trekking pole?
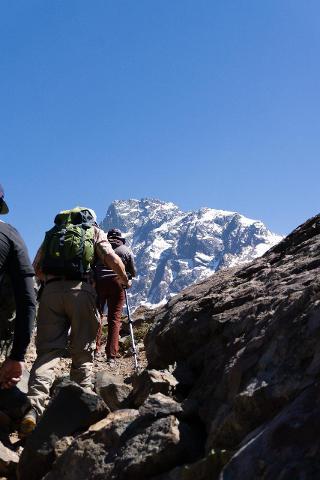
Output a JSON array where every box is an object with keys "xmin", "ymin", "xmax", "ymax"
[
  {"xmin": 124, "ymin": 289, "xmax": 139, "ymax": 372},
  {"xmin": 95, "ymin": 312, "xmax": 103, "ymax": 354},
  {"xmin": 95, "ymin": 299, "xmax": 104, "ymax": 355}
]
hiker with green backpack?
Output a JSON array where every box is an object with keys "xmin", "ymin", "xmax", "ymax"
[{"xmin": 20, "ymin": 207, "xmax": 129, "ymax": 435}]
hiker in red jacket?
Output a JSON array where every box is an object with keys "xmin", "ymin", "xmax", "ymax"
[{"xmin": 95, "ymin": 228, "xmax": 136, "ymax": 365}]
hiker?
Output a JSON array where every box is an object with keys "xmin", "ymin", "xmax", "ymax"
[
  {"xmin": 95, "ymin": 228, "xmax": 136, "ymax": 365},
  {"xmin": 0, "ymin": 184, "xmax": 36, "ymax": 389},
  {"xmin": 21, "ymin": 208, "xmax": 129, "ymax": 434}
]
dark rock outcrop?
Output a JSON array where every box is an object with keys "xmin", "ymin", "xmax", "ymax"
[
  {"xmin": 101, "ymin": 382, "xmax": 133, "ymax": 411},
  {"xmin": 0, "ymin": 369, "xmax": 30, "ymax": 421},
  {"xmin": 139, "ymin": 393, "xmax": 183, "ymax": 419},
  {"xmin": 18, "ymin": 381, "xmax": 108, "ymax": 480},
  {"xmin": 94, "ymin": 371, "xmax": 132, "ymax": 411},
  {"xmin": 220, "ymin": 383, "xmax": 320, "ymax": 479},
  {"xmin": 144, "ymin": 214, "xmax": 320, "ymax": 477},
  {"xmin": 18, "ymin": 214, "xmax": 320, "ymax": 480},
  {"xmin": 152, "ymin": 449, "xmax": 231, "ymax": 480},
  {"xmin": 131, "ymin": 369, "xmax": 178, "ymax": 407},
  {"xmin": 0, "ymin": 441, "xmax": 19, "ymax": 477},
  {"xmin": 43, "ymin": 402, "xmax": 201, "ymax": 480}
]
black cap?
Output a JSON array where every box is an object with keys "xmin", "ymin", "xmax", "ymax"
[
  {"xmin": 0, "ymin": 184, "xmax": 9, "ymax": 214},
  {"xmin": 107, "ymin": 228, "xmax": 125, "ymax": 243}
]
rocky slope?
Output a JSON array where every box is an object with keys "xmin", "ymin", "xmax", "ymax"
[
  {"xmin": 1, "ymin": 212, "xmax": 318, "ymax": 480},
  {"xmin": 101, "ymin": 198, "xmax": 282, "ymax": 309},
  {"xmin": 144, "ymin": 212, "xmax": 320, "ymax": 478}
]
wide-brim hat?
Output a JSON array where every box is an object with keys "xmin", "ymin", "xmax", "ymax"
[{"xmin": 0, "ymin": 184, "xmax": 9, "ymax": 214}]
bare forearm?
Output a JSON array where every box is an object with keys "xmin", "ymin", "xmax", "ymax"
[{"xmin": 95, "ymin": 230, "xmax": 129, "ymax": 286}]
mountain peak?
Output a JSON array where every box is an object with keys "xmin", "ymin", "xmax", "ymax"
[{"xmin": 101, "ymin": 198, "xmax": 282, "ymax": 309}]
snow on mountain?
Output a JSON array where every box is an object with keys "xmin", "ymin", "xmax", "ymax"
[{"xmin": 100, "ymin": 198, "xmax": 282, "ymax": 309}]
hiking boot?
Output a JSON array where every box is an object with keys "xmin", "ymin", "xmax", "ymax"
[
  {"xmin": 106, "ymin": 358, "xmax": 117, "ymax": 367},
  {"xmin": 20, "ymin": 408, "xmax": 38, "ymax": 437},
  {"xmin": 95, "ymin": 351, "xmax": 106, "ymax": 360}
]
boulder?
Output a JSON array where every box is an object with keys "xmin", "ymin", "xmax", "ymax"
[
  {"xmin": 139, "ymin": 392, "xmax": 183, "ymax": 419},
  {"xmin": 43, "ymin": 412, "xmax": 197, "ymax": 480},
  {"xmin": 131, "ymin": 369, "xmax": 178, "ymax": 407},
  {"xmin": 18, "ymin": 381, "xmax": 108, "ymax": 480},
  {"xmin": 43, "ymin": 409, "xmax": 140, "ymax": 480},
  {"xmin": 143, "ymin": 214, "xmax": 320, "ymax": 474},
  {"xmin": 94, "ymin": 370, "xmax": 132, "ymax": 411},
  {"xmin": 99, "ymin": 382, "xmax": 133, "ymax": 411},
  {"xmin": 0, "ymin": 369, "xmax": 30, "ymax": 420},
  {"xmin": 53, "ymin": 436, "xmax": 74, "ymax": 458},
  {"xmin": 152, "ymin": 449, "xmax": 231, "ymax": 480},
  {"xmin": 220, "ymin": 384, "xmax": 320, "ymax": 479},
  {"xmin": 88, "ymin": 409, "xmax": 140, "ymax": 432},
  {"xmin": 121, "ymin": 304, "xmax": 155, "ymax": 335},
  {"xmin": 50, "ymin": 374, "xmax": 70, "ymax": 395},
  {"xmin": 0, "ymin": 441, "xmax": 19, "ymax": 477},
  {"xmin": 18, "ymin": 214, "xmax": 320, "ymax": 479},
  {"xmin": 111, "ymin": 415, "xmax": 196, "ymax": 479},
  {"xmin": 94, "ymin": 370, "xmax": 124, "ymax": 395}
]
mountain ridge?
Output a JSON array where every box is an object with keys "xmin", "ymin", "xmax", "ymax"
[{"xmin": 101, "ymin": 198, "xmax": 282, "ymax": 309}]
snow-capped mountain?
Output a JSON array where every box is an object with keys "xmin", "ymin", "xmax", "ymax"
[{"xmin": 100, "ymin": 199, "xmax": 282, "ymax": 309}]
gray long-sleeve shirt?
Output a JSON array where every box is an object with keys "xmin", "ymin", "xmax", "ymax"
[{"xmin": 95, "ymin": 240, "xmax": 136, "ymax": 280}]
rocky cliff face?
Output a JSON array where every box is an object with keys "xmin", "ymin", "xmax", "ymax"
[
  {"xmin": 144, "ymin": 213, "xmax": 320, "ymax": 478},
  {"xmin": 12, "ymin": 213, "xmax": 320, "ymax": 480},
  {"xmin": 101, "ymin": 198, "xmax": 282, "ymax": 309}
]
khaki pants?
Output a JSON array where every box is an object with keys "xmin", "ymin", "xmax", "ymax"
[{"xmin": 27, "ymin": 280, "xmax": 99, "ymax": 417}]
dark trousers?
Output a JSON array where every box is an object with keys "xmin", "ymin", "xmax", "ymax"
[{"xmin": 96, "ymin": 276, "xmax": 125, "ymax": 358}]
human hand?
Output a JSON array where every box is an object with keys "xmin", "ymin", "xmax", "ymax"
[
  {"xmin": 120, "ymin": 274, "xmax": 130, "ymax": 289},
  {"xmin": 0, "ymin": 359, "xmax": 24, "ymax": 389}
]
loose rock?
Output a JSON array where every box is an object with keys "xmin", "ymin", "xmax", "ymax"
[
  {"xmin": 18, "ymin": 381, "xmax": 108, "ymax": 480},
  {"xmin": 0, "ymin": 441, "xmax": 19, "ymax": 477},
  {"xmin": 131, "ymin": 369, "xmax": 178, "ymax": 407}
]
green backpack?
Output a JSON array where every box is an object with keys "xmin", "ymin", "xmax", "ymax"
[{"xmin": 41, "ymin": 207, "xmax": 96, "ymax": 278}]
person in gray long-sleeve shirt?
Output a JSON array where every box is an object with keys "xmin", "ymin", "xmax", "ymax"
[{"xmin": 95, "ymin": 228, "xmax": 136, "ymax": 364}]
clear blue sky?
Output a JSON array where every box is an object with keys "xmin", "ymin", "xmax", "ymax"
[{"xmin": 1, "ymin": 0, "xmax": 319, "ymax": 257}]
